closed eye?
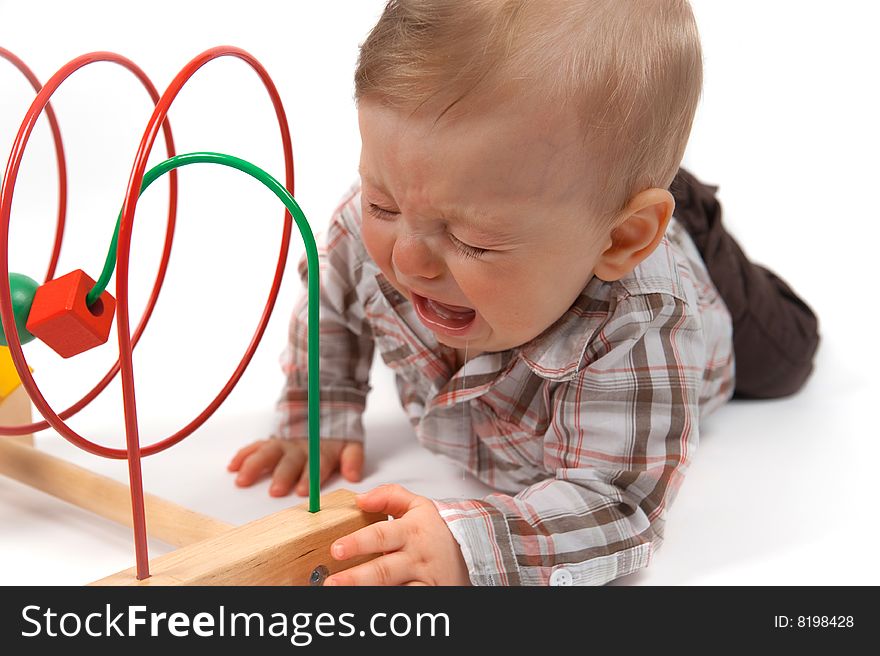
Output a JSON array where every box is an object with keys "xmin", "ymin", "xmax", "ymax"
[
  {"xmin": 367, "ymin": 203, "xmax": 398, "ymax": 219},
  {"xmin": 368, "ymin": 202, "xmax": 489, "ymax": 259},
  {"xmin": 449, "ymin": 233, "xmax": 489, "ymax": 259}
]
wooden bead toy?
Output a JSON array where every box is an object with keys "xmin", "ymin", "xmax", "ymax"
[
  {"xmin": 25, "ymin": 269, "xmax": 116, "ymax": 358},
  {"xmin": 0, "ymin": 272, "xmax": 39, "ymax": 347},
  {"xmin": 0, "ymin": 345, "xmax": 24, "ymax": 401},
  {"xmin": 0, "ymin": 46, "xmax": 367, "ymax": 586}
]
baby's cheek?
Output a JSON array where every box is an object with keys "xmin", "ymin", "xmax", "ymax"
[
  {"xmin": 508, "ymin": 268, "xmax": 576, "ymax": 335},
  {"xmin": 361, "ymin": 220, "xmax": 392, "ymax": 271},
  {"xmin": 470, "ymin": 269, "xmax": 538, "ymax": 330}
]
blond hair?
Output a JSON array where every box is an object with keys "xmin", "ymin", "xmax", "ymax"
[{"xmin": 355, "ymin": 0, "xmax": 703, "ymax": 226}]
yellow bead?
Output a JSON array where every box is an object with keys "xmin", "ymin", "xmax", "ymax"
[
  {"xmin": 0, "ymin": 346, "xmax": 22, "ymax": 401},
  {"xmin": 0, "ymin": 345, "xmax": 33, "ymax": 402}
]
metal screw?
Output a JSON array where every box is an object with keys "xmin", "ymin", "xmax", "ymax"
[{"xmin": 310, "ymin": 565, "xmax": 329, "ymax": 586}]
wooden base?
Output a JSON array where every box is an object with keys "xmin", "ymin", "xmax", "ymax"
[
  {"xmin": 0, "ymin": 435, "xmax": 384, "ymax": 585},
  {"xmin": 0, "ymin": 385, "xmax": 33, "ymax": 446},
  {"xmin": 0, "ymin": 439, "xmax": 233, "ymax": 547},
  {"xmin": 93, "ymin": 489, "xmax": 384, "ymax": 586},
  {"xmin": 2, "ymin": 385, "xmax": 384, "ymax": 585}
]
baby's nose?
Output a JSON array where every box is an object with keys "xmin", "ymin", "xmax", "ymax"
[{"xmin": 392, "ymin": 235, "xmax": 444, "ymax": 280}]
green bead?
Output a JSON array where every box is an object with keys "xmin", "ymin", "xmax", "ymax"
[{"xmin": 0, "ymin": 273, "xmax": 39, "ymax": 347}]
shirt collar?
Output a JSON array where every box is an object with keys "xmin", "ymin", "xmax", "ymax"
[
  {"xmin": 518, "ymin": 229, "xmax": 686, "ymax": 381},
  {"xmin": 515, "ymin": 275, "xmax": 614, "ymax": 381},
  {"xmin": 371, "ymin": 229, "xmax": 682, "ymax": 384}
]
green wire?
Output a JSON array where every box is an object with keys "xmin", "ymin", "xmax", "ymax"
[{"xmin": 88, "ymin": 152, "xmax": 321, "ymax": 513}]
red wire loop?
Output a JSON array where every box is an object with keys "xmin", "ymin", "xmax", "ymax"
[
  {"xmin": 1, "ymin": 47, "xmax": 296, "ymax": 579},
  {"xmin": 0, "ymin": 47, "xmax": 68, "ymax": 282},
  {"xmin": 0, "ymin": 52, "xmax": 179, "ymax": 441}
]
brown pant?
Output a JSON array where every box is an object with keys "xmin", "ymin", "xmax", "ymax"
[{"xmin": 670, "ymin": 168, "xmax": 820, "ymax": 399}]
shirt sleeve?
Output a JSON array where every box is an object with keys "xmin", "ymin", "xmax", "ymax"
[
  {"xmin": 274, "ymin": 194, "xmax": 375, "ymax": 442},
  {"xmin": 433, "ymin": 291, "xmax": 705, "ymax": 585}
]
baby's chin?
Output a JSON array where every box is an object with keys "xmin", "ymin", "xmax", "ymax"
[
  {"xmin": 435, "ymin": 330, "xmax": 482, "ymax": 350},
  {"xmin": 434, "ymin": 327, "xmax": 529, "ymax": 355}
]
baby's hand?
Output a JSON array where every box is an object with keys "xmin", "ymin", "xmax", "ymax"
[
  {"xmin": 227, "ymin": 437, "xmax": 363, "ymax": 497},
  {"xmin": 324, "ymin": 484, "xmax": 471, "ymax": 586}
]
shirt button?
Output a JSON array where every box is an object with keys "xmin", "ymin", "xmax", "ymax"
[{"xmin": 549, "ymin": 568, "xmax": 573, "ymax": 586}]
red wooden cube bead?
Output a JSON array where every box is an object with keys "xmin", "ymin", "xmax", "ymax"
[{"xmin": 25, "ymin": 270, "xmax": 116, "ymax": 358}]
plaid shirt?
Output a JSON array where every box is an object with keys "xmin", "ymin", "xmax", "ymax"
[{"xmin": 277, "ymin": 181, "xmax": 735, "ymax": 586}]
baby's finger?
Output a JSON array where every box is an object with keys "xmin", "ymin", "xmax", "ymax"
[
  {"xmin": 227, "ymin": 441, "xmax": 264, "ymax": 472},
  {"xmin": 269, "ymin": 450, "xmax": 306, "ymax": 497},
  {"xmin": 293, "ymin": 464, "xmax": 310, "ymax": 497},
  {"xmin": 324, "ymin": 551, "xmax": 411, "ymax": 587},
  {"xmin": 234, "ymin": 442, "xmax": 282, "ymax": 487},
  {"xmin": 330, "ymin": 519, "xmax": 407, "ymax": 560},
  {"xmin": 340, "ymin": 442, "xmax": 364, "ymax": 482},
  {"xmin": 294, "ymin": 445, "xmax": 341, "ymax": 496},
  {"xmin": 355, "ymin": 484, "xmax": 419, "ymax": 518}
]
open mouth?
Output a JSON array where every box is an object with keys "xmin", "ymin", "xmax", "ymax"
[{"xmin": 412, "ymin": 293, "xmax": 477, "ymax": 334}]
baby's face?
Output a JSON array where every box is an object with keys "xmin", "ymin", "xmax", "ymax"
[{"xmin": 358, "ymin": 97, "xmax": 612, "ymax": 355}]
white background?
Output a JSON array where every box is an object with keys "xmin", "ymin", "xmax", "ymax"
[{"xmin": 0, "ymin": 0, "xmax": 878, "ymax": 585}]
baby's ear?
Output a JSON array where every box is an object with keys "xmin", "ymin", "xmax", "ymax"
[{"xmin": 593, "ymin": 188, "xmax": 674, "ymax": 282}]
